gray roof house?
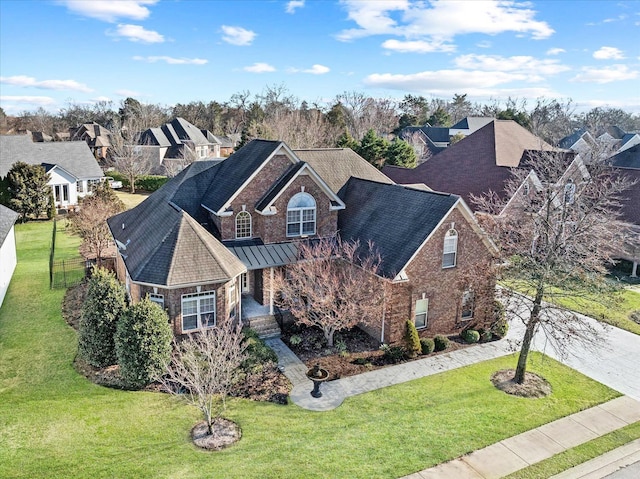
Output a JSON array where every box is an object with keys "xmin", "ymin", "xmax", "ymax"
[
  {"xmin": 0, "ymin": 204, "xmax": 20, "ymax": 307},
  {"xmin": 107, "ymin": 139, "xmax": 498, "ymax": 344},
  {"xmin": 0, "ymin": 135, "xmax": 104, "ymax": 209}
]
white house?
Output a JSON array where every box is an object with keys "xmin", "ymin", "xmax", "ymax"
[
  {"xmin": 0, "ymin": 135, "xmax": 104, "ymax": 209},
  {"xmin": 0, "ymin": 205, "xmax": 19, "ymax": 307}
]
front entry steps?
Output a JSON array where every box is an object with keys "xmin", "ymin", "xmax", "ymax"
[{"xmin": 248, "ymin": 315, "xmax": 281, "ymax": 339}]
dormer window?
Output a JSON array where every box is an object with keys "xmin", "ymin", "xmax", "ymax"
[
  {"xmin": 236, "ymin": 211, "xmax": 251, "ymax": 239},
  {"xmin": 442, "ymin": 227, "xmax": 458, "ymax": 268},
  {"xmin": 287, "ymin": 192, "xmax": 316, "ymax": 237}
]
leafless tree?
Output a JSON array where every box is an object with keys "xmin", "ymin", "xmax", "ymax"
[
  {"xmin": 274, "ymin": 237, "xmax": 384, "ymax": 347},
  {"xmin": 162, "ymin": 146, "xmax": 197, "ymax": 178},
  {"xmin": 162, "ymin": 322, "xmax": 248, "ymax": 436},
  {"xmin": 108, "ymin": 116, "xmax": 155, "ymax": 193},
  {"xmin": 402, "ymin": 131, "xmax": 432, "ymax": 166},
  {"xmin": 473, "ymin": 149, "xmax": 635, "ymax": 384},
  {"xmin": 68, "ymin": 182, "xmax": 125, "ymax": 265}
]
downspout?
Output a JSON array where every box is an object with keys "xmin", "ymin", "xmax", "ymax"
[
  {"xmin": 269, "ymin": 267, "xmax": 274, "ymax": 315},
  {"xmin": 237, "ymin": 275, "xmax": 242, "ymax": 323},
  {"xmin": 380, "ymin": 283, "xmax": 386, "ymax": 344}
]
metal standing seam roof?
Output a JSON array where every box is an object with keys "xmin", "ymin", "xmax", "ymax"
[{"xmin": 225, "ymin": 241, "xmax": 299, "ymax": 270}]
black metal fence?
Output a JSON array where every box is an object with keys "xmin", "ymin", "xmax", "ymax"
[{"xmin": 50, "ymin": 257, "xmax": 90, "ymax": 289}]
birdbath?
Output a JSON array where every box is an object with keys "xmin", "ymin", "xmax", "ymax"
[{"xmin": 306, "ymin": 363, "xmax": 329, "ymax": 398}]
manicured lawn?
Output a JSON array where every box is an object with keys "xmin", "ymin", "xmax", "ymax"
[
  {"xmin": 505, "ymin": 421, "xmax": 640, "ymax": 479},
  {"xmin": 0, "ymin": 221, "xmax": 624, "ymax": 479},
  {"xmin": 115, "ymin": 190, "xmax": 149, "ymax": 210},
  {"xmin": 503, "ymin": 279, "xmax": 640, "ymax": 336}
]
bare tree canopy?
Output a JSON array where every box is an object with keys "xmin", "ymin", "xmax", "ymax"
[
  {"xmin": 473, "ymin": 148, "xmax": 636, "ymax": 383},
  {"xmin": 274, "ymin": 237, "xmax": 384, "ymax": 347}
]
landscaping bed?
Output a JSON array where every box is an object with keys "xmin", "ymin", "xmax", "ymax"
[{"xmin": 282, "ymin": 323, "xmax": 477, "ymax": 380}]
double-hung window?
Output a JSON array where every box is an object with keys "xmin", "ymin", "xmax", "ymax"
[
  {"xmin": 181, "ymin": 291, "xmax": 216, "ymax": 332},
  {"xmin": 149, "ymin": 293, "xmax": 164, "ymax": 309},
  {"xmin": 228, "ymin": 283, "xmax": 237, "ymax": 320},
  {"xmin": 414, "ymin": 298, "xmax": 428, "ymax": 329},
  {"xmin": 442, "ymin": 229, "xmax": 458, "ymax": 268},
  {"xmin": 286, "ymin": 192, "xmax": 316, "ymax": 237}
]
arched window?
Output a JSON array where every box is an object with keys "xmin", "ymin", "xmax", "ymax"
[
  {"xmin": 287, "ymin": 192, "xmax": 316, "ymax": 237},
  {"xmin": 442, "ymin": 228, "xmax": 458, "ymax": 268},
  {"xmin": 236, "ymin": 211, "xmax": 251, "ymax": 239}
]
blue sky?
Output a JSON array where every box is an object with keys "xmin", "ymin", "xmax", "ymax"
[{"xmin": 1, "ymin": 0, "xmax": 639, "ymax": 115}]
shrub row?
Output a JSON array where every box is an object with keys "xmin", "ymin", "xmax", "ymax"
[{"xmin": 108, "ymin": 172, "xmax": 169, "ymax": 192}]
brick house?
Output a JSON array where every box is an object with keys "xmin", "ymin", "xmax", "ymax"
[{"xmin": 108, "ymin": 139, "xmax": 497, "ymax": 343}]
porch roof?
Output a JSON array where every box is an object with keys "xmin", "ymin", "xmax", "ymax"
[{"xmin": 225, "ymin": 239, "xmax": 298, "ymax": 270}]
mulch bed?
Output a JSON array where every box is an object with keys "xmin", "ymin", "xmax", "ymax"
[
  {"xmin": 62, "ymin": 283, "xmax": 291, "ymax": 402},
  {"xmin": 491, "ymin": 369, "xmax": 552, "ymax": 398},
  {"xmin": 191, "ymin": 418, "xmax": 241, "ymax": 450},
  {"xmin": 282, "ymin": 324, "xmax": 475, "ymax": 381}
]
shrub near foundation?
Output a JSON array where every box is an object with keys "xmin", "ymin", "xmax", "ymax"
[
  {"xmin": 405, "ymin": 320, "xmax": 421, "ymax": 357},
  {"xmin": 462, "ymin": 329, "xmax": 480, "ymax": 344},
  {"xmin": 434, "ymin": 335, "xmax": 450, "ymax": 352},
  {"xmin": 420, "ymin": 337, "xmax": 435, "ymax": 355}
]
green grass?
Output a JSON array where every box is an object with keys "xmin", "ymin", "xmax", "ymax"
[
  {"xmin": 505, "ymin": 421, "xmax": 640, "ymax": 479},
  {"xmin": 503, "ymin": 279, "xmax": 640, "ymax": 336},
  {"xmin": 0, "ymin": 221, "xmax": 624, "ymax": 479},
  {"xmin": 115, "ymin": 190, "xmax": 149, "ymax": 210}
]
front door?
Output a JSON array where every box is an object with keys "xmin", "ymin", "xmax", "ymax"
[{"xmin": 253, "ymin": 269, "xmax": 263, "ymax": 304}]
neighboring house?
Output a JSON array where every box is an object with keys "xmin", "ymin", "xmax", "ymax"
[
  {"xmin": 597, "ymin": 126, "xmax": 640, "ymax": 154},
  {"xmin": 0, "ymin": 205, "xmax": 19, "ymax": 308},
  {"xmin": 108, "ymin": 139, "xmax": 497, "ymax": 344},
  {"xmin": 202, "ymin": 131, "xmax": 236, "ymax": 157},
  {"xmin": 69, "ymin": 122, "xmax": 112, "ymax": 161},
  {"xmin": 137, "ymin": 117, "xmax": 223, "ymax": 173},
  {"xmin": 558, "ymin": 127, "xmax": 597, "ymax": 156},
  {"xmin": 0, "ymin": 135, "xmax": 104, "ymax": 209},
  {"xmin": 449, "ymin": 117, "xmax": 495, "ymax": 137},
  {"xmin": 609, "ymin": 144, "xmax": 640, "ymax": 276},
  {"xmin": 398, "ymin": 125, "xmax": 449, "ymax": 157},
  {"xmin": 384, "ymin": 120, "xmax": 569, "ymax": 212}
]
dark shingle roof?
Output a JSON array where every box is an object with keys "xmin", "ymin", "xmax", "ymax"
[
  {"xmin": 384, "ymin": 120, "xmax": 560, "ymax": 210},
  {"xmin": 201, "ymin": 139, "xmax": 284, "ymax": 213},
  {"xmin": 294, "ymin": 148, "xmax": 393, "ymax": 193},
  {"xmin": 558, "ymin": 128, "xmax": 590, "ymax": 149},
  {"xmin": 0, "ymin": 135, "xmax": 103, "ymax": 179},
  {"xmin": 0, "ymin": 204, "xmax": 19, "ymax": 246},
  {"xmin": 338, "ymin": 178, "xmax": 458, "ymax": 279},
  {"xmin": 610, "ymin": 144, "xmax": 640, "ymax": 169},
  {"xmin": 255, "ymin": 162, "xmax": 305, "ymax": 211},
  {"xmin": 107, "ymin": 160, "xmax": 246, "ymax": 286}
]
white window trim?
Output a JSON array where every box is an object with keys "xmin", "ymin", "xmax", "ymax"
[
  {"xmin": 228, "ymin": 283, "xmax": 237, "ymax": 320},
  {"xmin": 235, "ymin": 211, "xmax": 252, "ymax": 239},
  {"xmin": 148, "ymin": 293, "xmax": 164, "ymax": 309},
  {"xmin": 414, "ymin": 298, "xmax": 428, "ymax": 329},
  {"xmin": 442, "ymin": 229, "xmax": 458, "ymax": 269},
  {"xmin": 286, "ymin": 192, "xmax": 316, "ymax": 238},
  {"xmin": 564, "ymin": 180, "xmax": 576, "ymax": 205},
  {"xmin": 181, "ymin": 291, "xmax": 216, "ymax": 332}
]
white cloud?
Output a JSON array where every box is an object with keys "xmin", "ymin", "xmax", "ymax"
[
  {"xmin": 133, "ymin": 56, "xmax": 208, "ymax": 65},
  {"xmin": 116, "ymin": 89, "xmax": 141, "ymax": 97},
  {"xmin": 0, "ymin": 75, "xmax": 92, "ymax": 92},
  {"xmin": 91, "ymin": 96, "xmax": 112, "ymax": 103},
  {"xmin": 244, "ymin": 63, "xmax": 276, "ymax": 73},
  {"xmin": 546, "ymin": 48, "xmax": 565, "ymax": 55},
  {"xmin": 110, "ymin": 24, "xmax": 164, "ymax": 43},
  {"xmin": 453, "ymin": 54, "xmax": 570, "ymax": 77},
  {"xmin": 0, "ymin": 96, "xmax": 57, "ymax": 113},
  {"xmin": 476, "ymin": 40, "xmax": 492, "ymax": 49},
  {"xmin": 571, "ymin": 64, "xmax": 638, "ymax": 83},
  {"xmin": 593, "ymin": 46, "xmax": 625, "ymax": 60},
  {"xmin": 221, "ymin": 25, "xmax": 256, "ymax": 46},
  {"xmin": 381, "ymin": 39, "xmax": 455, "ymax": 53},
  {"xmin": 286, "ymin": 1, "xmax": 305, "ymax": 14},
  {"xmin": 289, "ymin": 64, "xmax": 330, "ymax": 74},
  {"xmin": 337, "ymin": 0, "xmax": 553, "ymax": 43},
  {"xmin": 364, "ymin": 69, "xmax": 529, "ymax": 91},
  {"xmin": 58, "ymin": 0, "xmax": 157, "ymax": 23}
]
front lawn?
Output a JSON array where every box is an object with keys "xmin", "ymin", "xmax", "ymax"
[{"xmin": 0, "ymin": 221, "xmax": 623, "ymax": 479}]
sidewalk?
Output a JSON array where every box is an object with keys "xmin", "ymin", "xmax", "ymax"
[{"xmin": 401, "ymin": 395, "xmax": 640, "ymax": 479}]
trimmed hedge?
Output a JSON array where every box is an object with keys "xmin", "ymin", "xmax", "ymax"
[
  {"xmin": 420, "ymin": 337, "xmax": 435, "ymax": 355},
  {"xmin": 78, "ymin": 268, "xmax": 127, "ymax": 367},
  {"xmin": 108, "ymin": 172, "xmax": 169, "ymax": 192},
  {"xmin": 433, "ymin": 335, "xmax": 450, "ymax": 352},
  {"xmin": 461, "ymin": 329, "xmax": 480, "ymax": 344},
  {"xmin": 115, "ymin": 298, "xmax": 172, "ymax": 389}
]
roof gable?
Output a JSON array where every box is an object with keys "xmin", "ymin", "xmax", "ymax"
[
  {"xmin": 0, "ymin": 204, "xmax": 19, "ymax": 245},
  {"xmin": 338, "ymin": 178, "xmax": 459, "ymax": 279}
]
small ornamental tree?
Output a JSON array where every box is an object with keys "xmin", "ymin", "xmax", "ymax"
[
  {"xmin": 386, "ymin": 138, "xmax": 417, "ymax": 169},
  {"xmin": 7, "ymin": 162, "xmax": 50, "ymax": 222},
  {"xmin": 405, "ymin": 320, "xmax": 421, "ymax": 357},
  {"xmin": 115, "ymin": 297, "xmax": 172, "ymax": 389},
  {"xmin": 274, "ymin": 237, "xmax": 384, "ymax": 347},
  {"xmin": 163, "ymin": 322, "xmax": 248, "ymax": 436},
  {"xmin": 78, "ymin": 268, "xmax": 127, "ymax": 367}
]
